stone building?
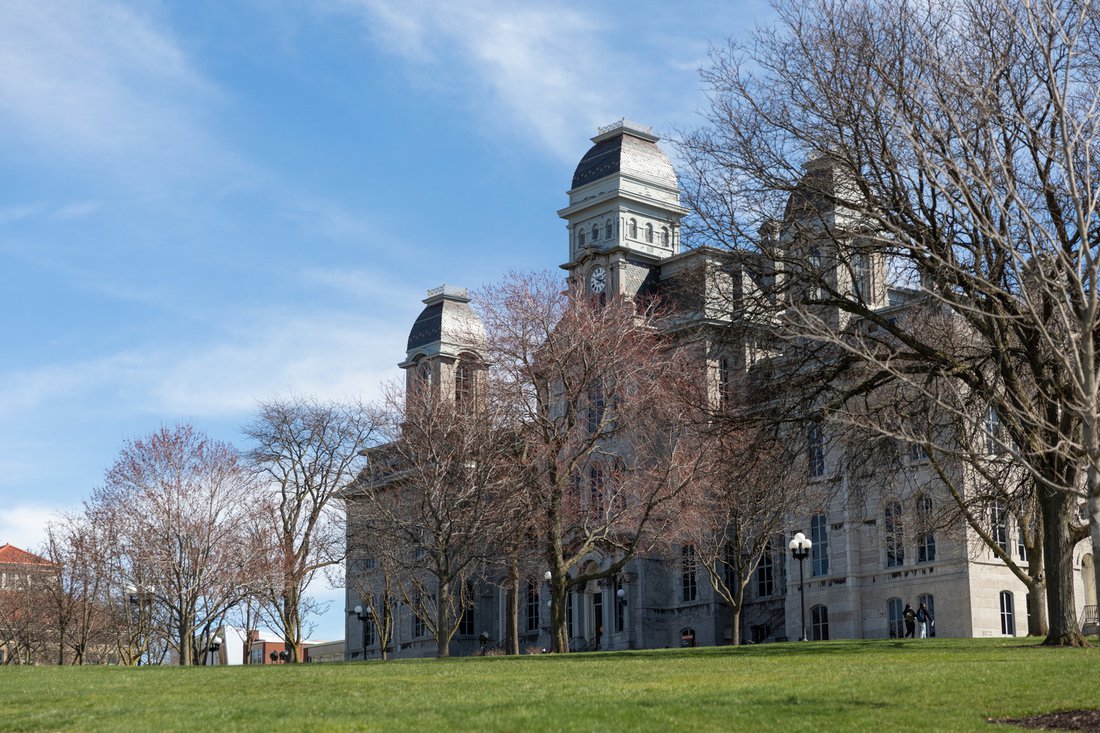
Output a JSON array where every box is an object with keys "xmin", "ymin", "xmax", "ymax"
[{"xmin": 344, "ymin": 120, "xmax": 1098, "ymax": 658}]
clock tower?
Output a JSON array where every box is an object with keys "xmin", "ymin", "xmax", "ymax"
[{"xmin": 558, "ymin": 120, "xmax": 688, "ymax": 302}]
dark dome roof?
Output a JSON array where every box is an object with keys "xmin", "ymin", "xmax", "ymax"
[
  {"xmin": 406, "ymin": 285, "xmax": 485, "ymax": 353},
  {"xmin": 571, "ymin": 121, "xmax": 677, "ymax": 189}
]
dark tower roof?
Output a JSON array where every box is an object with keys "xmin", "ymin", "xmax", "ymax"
[
  {"xmin": 571, "ymin": 120, "xmax": 677, "ymax": 190},
  {"xmin": 405, "ymin": 285, "xmax": 485, "ymax": 355}
]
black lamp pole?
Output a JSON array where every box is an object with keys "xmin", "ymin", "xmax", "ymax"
[{"xmin": 788, "ymin": 531, "xmax": 813, "ymax": 642}]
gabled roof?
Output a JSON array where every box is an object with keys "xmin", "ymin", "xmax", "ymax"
[{"xmin": 0, "ymin": 543, "xmax": 51, "ymax": 566}]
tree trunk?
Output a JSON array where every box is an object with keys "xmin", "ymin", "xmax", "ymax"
[
  {"xmin": 505, "ymin": 557, "xmax": 519, "ymax": 655},
  {"xmin": 550, "ymin": 574, "xmax": 568, "ymax": 653},
  {"xmin": 729, "ymin": 603, "xmax": 741, "ymax": 646},
  {"xmin": 1026, "ymin": 578, "xmax": 1049, "ymax": 637},
  {"xmin": 436, "ymin": 583, "xmax": 450, "ymax": 658},
  {"xmin": 1041, "ymin": 487, "xmax": 1088, "ymax": 646}
]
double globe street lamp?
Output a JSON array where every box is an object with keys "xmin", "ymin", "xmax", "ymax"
[{"xmin": 788, "ymin": 531, "xmax": 813, "ymax": 642}]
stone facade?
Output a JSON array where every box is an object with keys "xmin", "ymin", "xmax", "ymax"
[{"xmin": 344, "ymin": 121, "xmax": 1098, "ymax": 659}]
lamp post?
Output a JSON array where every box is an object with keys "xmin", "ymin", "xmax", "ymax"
[
  {"xmin": 352, "ymin": 604, "xmax": 372, "ymax": 657},
  {"xmin": 788, "ymin": 531, "xmax": 813, "ymax": 641},
  {"xmin": 206, "ymin": 635, "xmax": 223, "ymax": 666}
]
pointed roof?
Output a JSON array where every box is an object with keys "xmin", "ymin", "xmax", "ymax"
[{"xmin": 0, "ymin": 543, "xmax": 51, "ymax": 566}]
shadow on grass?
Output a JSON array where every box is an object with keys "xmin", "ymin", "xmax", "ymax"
[{"xmin": 412, "ymin": 637, "xmax": 1040, "ymax": 666}]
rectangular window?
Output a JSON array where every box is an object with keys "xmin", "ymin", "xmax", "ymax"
[
  {"xmin": 1017, "ymin": 528, "xmax": 1029, "ymax": 562},
  {"xmin": 811, "ymin": 514, "xmax": 829, "ymax": 576},
  {"xmin": 364, "ymin": 617, "xmax": 376, "ymax": 648},
  {"xmin": 885, "ymin": 501, "xmax": 904, "ymax": 567},
  {"xmin": 917, "ymin": 495, "xmax": 936, "ymax": 563},
  {"xmin": 986, "ymin": 407, "xmax": 1008, "ymax": 455},
  {"xmin": 718, "ymin": 356, "xmax": 730, "ymax": 410},
  {"xmin": 755, "ymin": 544, "xmax": 775, "ymax": 597},
  {"xmin": 723, "ymin": 544, "xmax": 736, "ymax": 592},
  {"xmin": 413, "ymin": 597, "xmax": 426, "ymax": 639},
  {"xmin": 681, "ymin": 546, "xmax": 698, "ymax": 603},
  {"xmin": 990, "ymin": 501, "xmax": 1009, "ymax": 554},
  {"xmin": 887, "ymin": 597, "xmax": 904, "ymax": 638},
  {"xmin": 459, "ymin": 607, "xmax": 475, "ymax": 636},
  {"xmin": 525, "ymin": 582, "xmax": 540, "ymax": 633}
]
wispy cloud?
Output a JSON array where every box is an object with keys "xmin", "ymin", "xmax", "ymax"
[
  {"xmin": 324, "ymin": 0, "xmax": 710, "ymax": 160},
  {"xmin": 0, "ymin": 1, "xmax": 224, "ymax": 182},
  {"xmin": 0, "ymin": 309, "xmax": 407, "ymax": 422}
]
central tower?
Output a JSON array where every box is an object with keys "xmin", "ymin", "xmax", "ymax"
[{"xmin": 558, "ymin": 119, "xmax": 688, "ymax": 302}]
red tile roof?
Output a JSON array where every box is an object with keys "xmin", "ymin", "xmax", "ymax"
[{"xmin": 0, "ymin": 544, "xmax": 51, "ymax": 566}]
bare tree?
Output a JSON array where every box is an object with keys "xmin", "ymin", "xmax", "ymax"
[
  {"xmin": 350, "ymin": 380, "xmax": 512, "ymax": 658},
  {"xmin": 477, "ymin": 271, "xmax": 702, "ymax": 652},
  {"xmin": 680, "ymin": 0, "xmax": 1100, "ymax": 645},
  {"xmin": 244, "ymin": 397, "xmax": 380, "ymax": 662},
  {"xmin": 95, "ymin": 424, "xmax": 256, "ymax": 664},
  {"xmin": 676, "ymin": 424, "xmax": 813, "ymax": 645}
]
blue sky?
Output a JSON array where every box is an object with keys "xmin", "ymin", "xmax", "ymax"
[{"xmin": 0, "ymin": 0, "xmax": 769, "ymax": 640}]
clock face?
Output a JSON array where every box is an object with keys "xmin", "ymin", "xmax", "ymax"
[{"xmin": 588, "ymin": 266, "xmax": 607, "ymax": 294}]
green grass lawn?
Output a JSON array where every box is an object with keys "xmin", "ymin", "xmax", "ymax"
[{"xmin": 0, "ymin": 639, "xmax": 1096, "ymax": 732}]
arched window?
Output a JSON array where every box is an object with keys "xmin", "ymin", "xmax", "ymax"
[
  {"xmin": 918, "ymin": 593, "xmax": 936, "ymax": 637},
  {"xmin": 807, "ymin": 423, "xmax": 825, "ymax": 477},
  {"xmin": 629, "ymin": 219, "xmax": 638, "ymax": 239},
  {"xmin": 1082, "ymin": 554, "xmax": 1096, "ymax": 607},
  {"xmin": 605, "ymin": 220, "xmax": 613, "ymax": 240},
  {"xmin": 416, "ymin": 360, "xmax": 432, "ymax": 389},
  {"xmin": 810, "ymin": 605, "xmax": 829, "ymax": 640},
  {"xmin": 588, "ymin": 462, "xmax": 604, "ymax": 506},
  {"xmin": 645, "ymin": 223, "xmax": 654, "ymax": 242},
  {"xmin": 887, "ymin": 597, "xmax": 904, "ymax": 638},
  {"xmin": 454, "ymin": 360, "xmax": 473, "ymax": 404},
  {"xmin": 885, "ymin": 500, "xmax": 904, "ymax": 567},
  {"xmin": 917, "ymin": 495, "xmax": 936, "ymax": 562},
  {"xmin": 811, "ymin": 514, "xmax": 829, "ymax": 576},
  {"xmin": 578, "ymin": 228, "xmax": 586, "ymax": 246},
  {"xmin": 591, "ymin": 224, "xmax": 599, "ymax": 242},
  {"xmin": 999, "ymin": 591, "xmax": 1015, "ymax": 635},
  {"xmin": 587, "ymin": 379, "xmax": 605, "ymax": 434},
  {"xmin": 661, "ymin": 227, "xmax": 670, "ymax": 245}
]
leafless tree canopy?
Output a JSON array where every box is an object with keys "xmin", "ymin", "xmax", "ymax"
[
  {"xmin": 680, "ymin": 0, "xmax": 1100, "ymax": 644},
  {"xmin": 244, "ymin": 396, "xmax": 380, "ymax": 662}
]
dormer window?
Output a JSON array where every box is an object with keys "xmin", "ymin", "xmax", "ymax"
[
  {"xmin": 629, "ymin": 219, "xmax": 638, "ymax": 239},
  {"xmin": 645, "ymin": 223, "xmax": 654, "ymax": 243}
]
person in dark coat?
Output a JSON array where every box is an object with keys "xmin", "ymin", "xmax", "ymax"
[{"xmin": 903, "ymin": 603, "xmax": 917, "ymax": 638}]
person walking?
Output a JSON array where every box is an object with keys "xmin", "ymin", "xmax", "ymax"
[
  {"xmin": 903, "ymin": 603, "xmax": 917, "ymax": 638},
  {"xmin": 916, "ymin": 603, "xmax": 932, "ymax": 639}
]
